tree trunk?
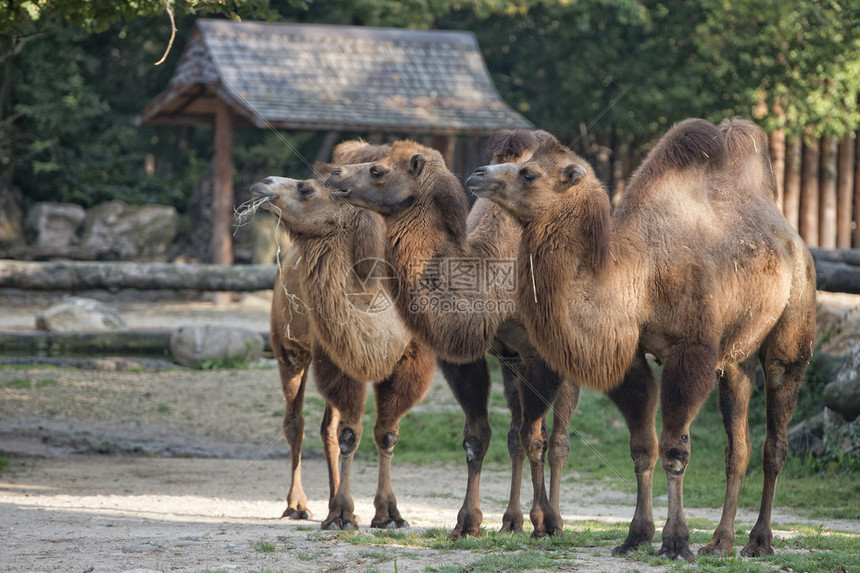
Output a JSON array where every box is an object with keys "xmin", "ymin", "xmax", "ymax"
[
  {"xmin": 819, "ymin": 136, "xmax": 838, "ymax": 248},
  {"xmin": 769, "ymin": 128, "xmax": 786, "ymax": 213},
  {"xmin": 855, "ymin": 130, "xmax": 860, "ymax": 248},
  {"xmin": 433, "ymin": 134, "xmax": 457, "ymax": 174},
  {"xmin": 594, "ymin": 129, "xmax": 612, "ymax": 188},
  {"xmin": 784, "ymin": 138, "xmax": 802, "ymax": 231},
  {"xmin": 837, "ymin": 135, "xmax": 855, "ymax": 249},
  {"xmin": 800, "ymin": 138, "xmax": 820, "ymax": 246},
  {"xmin": 0, "ymin": 260, "xmax": 278, "ymax": 291},
  {"xmin": 612, "ymin": 139, "xmax": 631, "ymax": 205}
]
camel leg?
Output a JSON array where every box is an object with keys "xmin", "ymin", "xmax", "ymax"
[
  {"xmin": 499, "ymin": 358, "xmax": 525, "ymax": 533},
  {"xmin": 548, "ymin": 380, "xmax": 578, "ymax": 518},
  {"xmin": 320, "ymin": 403, "xmax": 340, "ymax": 506},
  {"xmin": 657, "ymin": 343, "xmax": 718, "ymax": 561},
  {"xmin": 275, "ymin": 346, "xmax": 312, "ymax": 519},
  {"xmin": 438, "ymin": 357, "xmax": 492, "ymax": 540},
  {"xmin": 700, "ymin": 358, "xmax": 756, "ymax": 556},
  {"xmin": 312, "ymin": 344, "xmax": 367, "ymax": 530},
  {"xmin": 370, "ymin": 342, "xmax": 435, "ymax": 529},
  {"xmin": 519, "ymin": 357, "xmax": 564, "ymax": 538},
  {"xmin": 607, "ymin": 351, "xmax": 659, "ymax": 555},
  {"xmin": 742, "ymin": 355, "xmax": 810, "ymax": 555}
]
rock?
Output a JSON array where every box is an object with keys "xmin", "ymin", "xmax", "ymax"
[
  {"xmin": 0, "ymin": 184, "xmax": 24, "ymax": 246},
  {"xmin": 82, "ymin": 200, "xmax": 178, "ymax": 260},
  {"xmin": 787, "ymin": 410, "xmax": 826, "ymax": 457},
  {"xmin": 823, "ymin": 374, "xmax": 860, "ymax": 422},
  {"xmin": 24, "ymin": 202, "xmax": 86, "ymax": 250},
  {"xmin": 169, "ymin": 325, "xmax": 263, "ymax": 368},
  {"xmin": 35, "ymin": 297, "xmax": 126, "ymax": 332}
]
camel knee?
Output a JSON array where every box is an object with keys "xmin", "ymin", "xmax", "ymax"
[
  {"xmin": 521, "ymin": 425, "xmax": 548, "ymax": 463},
  {"xmin": 374, "ymin": 426, "xmax": 399, "ymax": 457},
  {"xmin": 339, "ymin": 426, "xmax": 361, "ymax": 455},
  {"xmin": 762, "ymin": 437, "xmax": 788, "ymax": 475},
  {"xmin": 463, "ymin": 421, "xmax": 491, "ymax": 463},
  {"xmin": 507, "ymin": 425, "xmax": 522, "ymax": 458},
  {"xmin": 284, "ymin": 415, "xmax": 304, "ymax": 443},
  {"xmin": 660, "ymin": 442, "xmax": 690, "ymax": 476},
  {"xmin": 548, "ymin": 433, "xmax": 570, "ymax": 466}
]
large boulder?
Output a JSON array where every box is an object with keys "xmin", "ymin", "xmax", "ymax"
[
  {"xmin": 82, "ymin": 201, "xmax": 178, "ymax": 260},
  {"xmin": 169, "ymin": 325, "xmax": 264, "ymax": 369},
  {"xmin": 824, "ymin": 374, "xmax": 860, "ymax": 422},
  {"xmin": 25, "ymin": 202, "xmax": 86, "ymax": 250},
  {"xmin": 35, "ymin": 297, "xmax": 126, "ymax": 332}
]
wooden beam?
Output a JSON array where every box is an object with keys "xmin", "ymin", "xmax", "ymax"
[
  {"xmin": 819, "ymin": 136, "xmax": 838, "ymax": 248},
  {"xmin": 800, "ymin": 138, "xmax": 820, "ymax": 246},
  {"xmin": 836, "ymin": 134, "xmax": 855, "ymax": 249}
]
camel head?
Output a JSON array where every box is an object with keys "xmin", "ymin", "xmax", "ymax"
[
  {"xmin": 487, "ymin": 129, "xmax": 553, "ymax": 164},
  {"xmin": 326, "ymin": 140, "xmax": 446, "ymax": 216},
  {"xmin": 251, "ymin": 173, "xmax": 350, "ymax": 238},
  {"xmin": 465, "ymin": 136, "xmax": 593, "ymax": 221}
]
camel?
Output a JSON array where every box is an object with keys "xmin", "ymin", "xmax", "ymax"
[
  {"xmin": 253, "ymin": 140, "xmax": 436, "ymax": 530},
  {"xmin": 464, "ymin": 118, "xmax": 816, "ymax": 560},
  {"xmin": 326, "ymin": 134, "xmax": 653, "ymax": 540}
]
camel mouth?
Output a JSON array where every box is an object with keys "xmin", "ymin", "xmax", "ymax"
[
  {"xmin": 329, "ymin": 188, "xmax": 353, "ymax": 201},
  {"xmin": 250, "ymin": 183, "xmax": 275, "ymax": 199},
  {"xmin": 465, "ymin": 176, "xmax": 501, "ymax": 198}
]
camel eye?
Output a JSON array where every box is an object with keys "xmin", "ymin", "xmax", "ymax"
[
  {"xmin": 370, "ymin": 166, "xmax": 387, "ymax": 181},
  {"xmin": 297, "ymin": 182, "xmax": 313, "ymax": 198},
  {"xmin": 520, "ymin": 169, "xmax": 538, "ymax": 184}
]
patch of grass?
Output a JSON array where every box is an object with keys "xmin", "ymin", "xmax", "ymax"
[
  {"xmin": 253, "ymin": 540, "xmax": 277, "ymax": 553},
  {"xmin": 196, "ymin": 356, "xmax": 249, "ymax": 370},
  {"xmin": 0, "ymin": 456, "xmax": 9, "ymax": 472},
  {"xmin": 156, "ymin": 403, "xmax": 172, "ymax": 415},
  {"xmin": 5, "ymin": 378, "xmax": 31, "ymax": 389},
  {"xmin": 36, "ymin": 378, "xmax": 56, "ymax": 387}
]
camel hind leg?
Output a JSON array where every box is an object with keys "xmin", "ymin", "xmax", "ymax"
[
  {"xmin": 275, "ymin": 346, "xmax": 312, "ymax": 519},
  {"xmin": 499, "ymin": 357, "xmax": 526, "ymax": 533},
  {"xmin": 607, "ymin": 351, "xmax": 658, "ymax": 555},
  {"xmin": 700, "ymin": 357, "xmax": 756, "ymax": 556},
  {"xmin": 370, "ymin": 341, "xmax": 435, "ymax": 529},
  {"xmin": 743, "ymin": 298, "xmax": 814, "ymax": 557},
  {"xmin": 548, "ymin": 380, "xmax": 579, "ymax": 518},
  {"xmin": 438, "ymin": 357, "xmax": 492, "ymax": 539}
]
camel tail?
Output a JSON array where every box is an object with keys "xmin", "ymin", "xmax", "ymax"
[{"xmin": 718, "ymin": 117, "xmax": 778, "ymax": 202}]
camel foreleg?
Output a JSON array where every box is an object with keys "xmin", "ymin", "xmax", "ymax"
[
  {"xmin": 370, "ymin": 342, "xmax": 435, "ymax": 529},
  {"xmin": 700, "ymin": 359, "xmax": 755, "ymax": 556},
  {"xmin": 499, "ymin": 359, "xmax": 525, "ymax": 533},
  {"xmin": 275, "ymin": 348, "xmax": 311, "ymax": 520}
]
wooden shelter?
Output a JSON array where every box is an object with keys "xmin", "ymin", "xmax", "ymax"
[{"xmin": 137, "ymin": 19, "xmax": 532, "ymax": 278}]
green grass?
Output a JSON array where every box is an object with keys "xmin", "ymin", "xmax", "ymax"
[
  {"xmin": 253, "ymin": 540, "xmax": 277, "ymax": 553},
  {"xmin": 5, "ymin": 378, "xmax": 31, "ymax": 389},
  {"xmin": 0, "ymin": 456, "xmax": 9, "ymax": 472}
]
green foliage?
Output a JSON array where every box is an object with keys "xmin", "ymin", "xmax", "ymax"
[{"xmin": 5, "ymin": 378, "xmax": 31, "ymax": 388}]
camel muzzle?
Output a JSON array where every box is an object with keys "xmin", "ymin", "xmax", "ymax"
[{"xmin": 250, "ymin": 180, "xmax": 275, "ymax": 198}]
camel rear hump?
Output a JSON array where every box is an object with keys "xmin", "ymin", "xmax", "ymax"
[{"xmin": 718, "ymin": 117, "xmax": 778, "ymax": 202}]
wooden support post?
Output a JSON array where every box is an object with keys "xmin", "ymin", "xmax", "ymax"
[
  {"xmin": 784, "ymin": 138, "xmax": 801, "ymax": 231},
  {"xmin": 213, "ymin": 101, "xmax": 234, "ymax": 306},
  {"xmin": 433, "ymin": 134, "xmax": 457, "ymax": 171},
  {"xmin": 800, "ymin": 138, "xmax": 820, "ymax": 247},
  {"xmin": 819, "ymin": 136, "xmax": 838, "ymax": 248},
  {"xmin": 837, "ymin": 134, "xmax": 855, "ymax": 249},
  {"xmin": 769, "ymin": 129, "xmax": 785, "ymax": 213},
  {"xmin": 855, "ymin": 130, "xmax": 860, "ymax": 248}
]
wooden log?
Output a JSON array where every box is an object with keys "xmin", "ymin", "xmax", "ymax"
[
  {"xmin": 819, "ymin": 136, "xmax": 838, "ymax": 248},
  {"xmin": 784, "ymin": 138, "xmax": 802, "ymax": 231},
  {"xmin": 809, "ymin": 248, "xmax": 860, "ymax": 295},
  {"xmin": 0, "ymin": 260, "xmax": 278, "ymax": 291},
  {"xmin": 800, "ymin": 138, "xmax": 820, "ymax": 246},
  {"xmin": 836, "ymin": 135, "xmax": 855, "ymax": 249}
]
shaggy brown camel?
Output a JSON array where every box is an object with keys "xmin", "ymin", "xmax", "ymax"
[
  {"xmin": 253, "ymin": 141, "xmax": 435, "ymax": 530},
  {"xmin": 326, "ymin": 134, "xmax": 651, "ymax": 540},
  {"xmin": 465, "ymin": 118, "xmax": 816, "ymax": 560}
]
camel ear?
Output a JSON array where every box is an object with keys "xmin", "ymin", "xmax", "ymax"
[
  {"xmin": 562, "ymin": 163, "xmax": 587, "ymax": 187},
  {"xmin": 409, "ymin": 154, "xmax": 427, "ymax": 177}
]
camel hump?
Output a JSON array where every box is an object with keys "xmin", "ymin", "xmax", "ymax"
[
  {"xmin": 649, "ymin": 118, "xmax": 727, "ymax": 174},
  {"xmin": 718, "ymin": 117, "xmax": 778, "ymax": 202},
  {"xmin": 487, "ymin": 129, "xmax": 553, "ymax": 164}
]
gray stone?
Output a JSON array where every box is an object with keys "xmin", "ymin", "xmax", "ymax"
[
  {"xmin": 35, "ymin": 297, "xmax": 126, "ymax": 332},
  {"xmin": 823, "ymin": 374, "xmax": 860, "ymax": 422},
  {"xmin": 787, "ymin": 410, "xmax": 826, "ymax": 457},
  {"xmin": 25, "ymin": 202, "xmax": 86, "ymax": 250},
  {"xmin": 169, "ymin": 325, "xmax": 264, "ymax": 368},
  {"xmin": 83, "ymin": 201, "xmax": 178, "ymax": 260}
]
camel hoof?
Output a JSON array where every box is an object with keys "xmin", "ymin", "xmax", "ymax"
[
  {"xmin": 321, "ymin": 515, "xmax": 359, "ymax": 531},
  {"xmin": 371, "ymin": 517, "xmax": 409, "ymax": 529},
  {"xmin": 449, "ymin": 525, "xmax": 483, "ymax": 540},
  {"xmin": 612, "ymin": 542, "xmax": 642, "ymax": 556},
  {"xmin": 657, "ymin": 543, "xmax": 696, "ymax": 562},
  {"xmin": 281, "ymin": 507, "xmax": 310, "ymax": 520},
  {"xmin": 740, "ymin": 542, "xmax": 774, "ymax": 557},
  {"xmin": 699, "ymin": 540, "xmax": 733, "ymax": 556},
  {"xmin": 499, "ymin": 516, "xmax": 524, "ymax": 534}
]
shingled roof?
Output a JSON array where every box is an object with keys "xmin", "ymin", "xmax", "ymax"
[{"xmin": 137, "ymin": 19, "xmax": 532, "ymax": 134}]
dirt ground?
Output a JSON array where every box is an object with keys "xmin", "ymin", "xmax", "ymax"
[{"xmin": 1, "ymin": 291, "xmax": 860, "ymax": 573}]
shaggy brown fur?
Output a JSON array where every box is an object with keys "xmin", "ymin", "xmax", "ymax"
[
  {"xmin": 467, "ymin": 118, "xmax": 816, "ymax": 560},
  {"xmin": 253, "ymin": 140, "xmax": 435, "ymax": 530},
  {"xmin": 327, "ymin": 133, "xmax": 612, "ymax": 540}
]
